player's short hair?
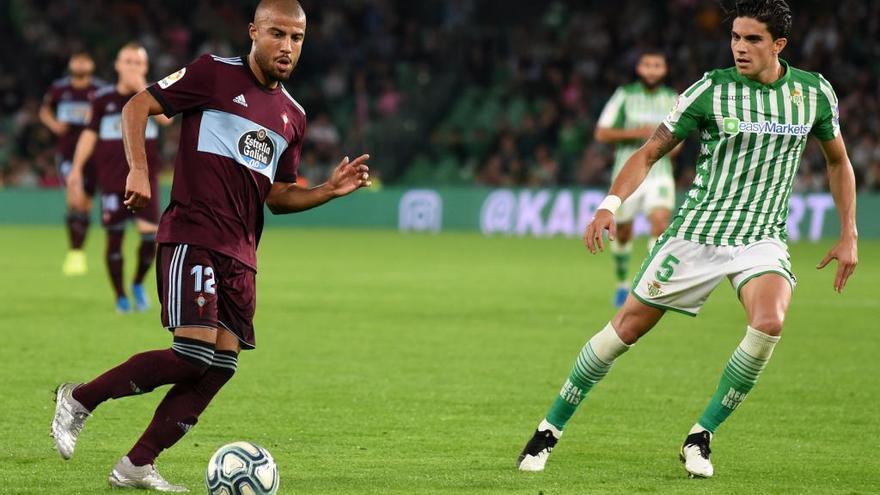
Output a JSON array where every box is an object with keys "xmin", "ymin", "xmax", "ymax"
[
  {"xmin": 638, "ymin": 49, "xmax": 667, "ymax": 61},
  {"xmin": 726, "ymin": 0, "xmax": 792, "ymax": 40},
  {"xmin": 254, "ymin": 0, "xmax": 306, "ymax": 22},
  {"xmin": 70, "ymin": 51, "xmax": 93, "ymax": 61},
  {"xmin": 119, "ymin": 41, "xmax": 146, "ymax": 54}
]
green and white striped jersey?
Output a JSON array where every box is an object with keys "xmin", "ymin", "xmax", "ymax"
[
  {"xmin": 597, "ymin": 82, "xmax": 678, "ymax": 180},
  {"xmin": 663, "ymin": 59, "xmax": 840, "ymax": 246}
]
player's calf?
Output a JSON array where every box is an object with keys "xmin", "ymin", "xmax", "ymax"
[{"xmin": 71, "ymin": 336, "xmax": 215, "ymax": 412}]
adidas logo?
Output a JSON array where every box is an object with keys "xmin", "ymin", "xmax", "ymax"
[{"xmin": 233, "ymin": 94, "xmax": 248, "ymax": 107}]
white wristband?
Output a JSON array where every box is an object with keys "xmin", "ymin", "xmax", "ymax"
[{"xmin": 597, "ymin": 195, "xmax": 622, "ymax": 215}]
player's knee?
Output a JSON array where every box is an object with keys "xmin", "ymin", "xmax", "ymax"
[
  {"xmin": 171, "ymin": 336, "xmax": 216, "ymax": 375},
  {"xmin": 616, "ymin": 224, "xmax": 633, "ymax": 244},
  {"xmin": 612, "ymin": 301, "xmax": 662, "ymax": 344},
  {"xmin": 749, "ymin": 315, "xmax": 785, "ymax": 336},
  {"xmin": 106, "ymin": 228, "xmax": 124, "ymax": 255},
  {"xmin": 611, "ymin": 314, "xmax": 648, "ymax": 344}
]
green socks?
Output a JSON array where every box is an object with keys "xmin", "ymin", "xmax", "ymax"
[
  {"xmin": 545, "ymin": 323, "xmax": 631, "ymax": 430},
  {"xmin": 610, "ymin": 240, "xmax": 632, "ymax": 283},
  {"xmin": 697, "ymin": 326, "xmax": 780, "ymax": 432}
]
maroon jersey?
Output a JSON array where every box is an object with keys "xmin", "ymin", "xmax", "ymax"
[
  {"xmin": 87, "ymin": 85, "xmax": 162, "ymax": 193},
  {"xmin": 147, "ymin": 54, "xmax": 306, "ymax": 270},
  {"xmin": 43, "ymin": 76, "xmax": 105, "ymax": 159}
]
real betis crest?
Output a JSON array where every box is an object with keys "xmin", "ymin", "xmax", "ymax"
[
  {"xmin": 647, "ymin": 280, "xmax": 663, "ymax": 297},
  {"xmin": 790, "ymin": 88, "xmax": 803, "ymax": 105}
]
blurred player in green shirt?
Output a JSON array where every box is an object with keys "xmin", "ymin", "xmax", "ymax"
[{"xmin": 595, "ymin": 51, "xmax": 680, "ymax": 307}]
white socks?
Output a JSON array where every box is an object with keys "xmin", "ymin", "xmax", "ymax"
[
  {"xmin": 538, "ymin": 419, "xmax": 563, "ymax": 439},
  {"xmin": 590, "ymin": 322, "xmax": 632, "ymax": 363}
]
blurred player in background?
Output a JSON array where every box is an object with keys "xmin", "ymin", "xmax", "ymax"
[
  {"xmin": 40, "ymin": 52, "xmax": 105, "ymax": 276},
  {"xmin": 594, "ymin": 51, "xmax": 679, "ymax": 307},
  {"xmin": 519, "ymin": 0, "xmax": 858, "ymax": 478},
  {"xmin": 67, "ymin": 42, "xmax": 172, "ymax": 313},
  {"xmin": 52, "ymin": 0, "xmax": 371, "ymax": 490}
]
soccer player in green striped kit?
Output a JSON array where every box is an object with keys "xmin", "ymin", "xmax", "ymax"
[
  {"xmin": 594, "ymin": 51, "xmax": 679, "ymax": 307},
  {"xmin": 518, "ymin": 0, "xmax": 858, "ymax": 478}
]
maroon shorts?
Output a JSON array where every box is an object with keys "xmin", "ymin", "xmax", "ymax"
[
  {"xmin": 100, "ymin": 181, "xmax": 160, "ymax": 227},
  {"xmin": 156, "ymin": 243, "xmax": 257, "ymax": 349},
  {"xmin": 57, "ymin": 155, "xmax": 97, "ymax": 197}
]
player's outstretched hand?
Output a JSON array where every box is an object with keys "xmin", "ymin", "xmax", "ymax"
[
  {"xmin": 583, "ymin": 209, "xmax": 617, "ymax": 254},
  {"xmin": 123, "ymin": 168, "xmax": 151, "ymax": 212},
  {"xmin": 816, "ymin": 236, "xmax": 858, "ymax": 293},
  {"xmin": 328, "ymin": 154, "xmax": 371, "ymax": 197}
]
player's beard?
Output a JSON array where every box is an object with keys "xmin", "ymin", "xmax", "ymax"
[
  {"xmin": 639, "ymin": 76, "xmax": 663, "ymax": 90},
  {"xmin": 255, "ymin": 50, "xmax": 293, "ymax": 85}
]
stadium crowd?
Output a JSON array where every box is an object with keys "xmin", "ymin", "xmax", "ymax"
[{"xmin": 1, "ymin": 0, "xmax": 878, "ymax": 191}]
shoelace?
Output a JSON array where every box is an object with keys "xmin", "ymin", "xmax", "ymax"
[
  {"xmin": 686, "ymin": 441, "xmax": 710, "ymax": 459},
  {"xmin": 535, "ymin": 432, "xmax": 555, "ymax": 456}
]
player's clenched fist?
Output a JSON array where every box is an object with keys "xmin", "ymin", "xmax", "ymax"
[
  {"xmin": 583, "ymin": 209, "xmax": 617, "ymax": 254},
  {"xmin": 123, "ymin": 168, "xmax": 151, "ymax": 211}
]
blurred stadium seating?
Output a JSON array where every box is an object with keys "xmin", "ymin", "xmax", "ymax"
[{"xmin": 1, "ymin": 0, "xmax": 878, "ymax": 190}]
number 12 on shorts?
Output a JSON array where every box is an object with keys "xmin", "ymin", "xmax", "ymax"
[
  {"xmin": 655, "ymin": 255, "xmax": 680, "ymax": 282},
  {"xmin": 191, "ymin": 265, "xmax": 216, "ymax": 294}
]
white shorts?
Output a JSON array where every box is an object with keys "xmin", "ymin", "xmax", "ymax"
[
  {"xmin": 631, "ymin": 236, "xmax": 797, "ymax": 316},
  {"xmin": 617, "ymin": 173, "xmax": 675, "ymax": 223}
]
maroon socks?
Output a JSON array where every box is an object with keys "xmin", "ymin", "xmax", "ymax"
[
  {"xmin": 134, "ymin": 232, "xmax": 157, "ymax": 285},
  {"xmin": 127, "ymin": 351, "xmax": 238, "ymax": 466},
  {"xmin": 72, "ymin": 337, "xmax": 215, "ymax": 412},
  {"xmin": 105, "ymin": 229, "xmax": 125, "ymax": 299},
  {"xmin": 66, "ymin": 211, "xmax": 90, "ymax": 250}
]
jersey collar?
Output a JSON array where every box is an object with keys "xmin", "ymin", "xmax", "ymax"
[{"xmin": 733, "ymin": 58, "xmax": 791, "ymax": 90}]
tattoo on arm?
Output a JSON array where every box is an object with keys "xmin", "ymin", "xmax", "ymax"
[{"xmin": 645, "ymin": 125, "xmax": 682, "ymax": 163}]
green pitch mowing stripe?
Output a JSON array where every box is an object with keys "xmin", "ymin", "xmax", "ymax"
[{"xmin": 0, "ymin": 226, "xmax": 878, "ymax": 494}]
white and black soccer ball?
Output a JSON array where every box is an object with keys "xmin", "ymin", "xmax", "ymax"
[{"xmin": 205, "ymin": 441, "xmax": 279, "ymax": 495}]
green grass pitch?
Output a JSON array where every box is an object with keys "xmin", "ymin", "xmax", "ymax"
[{"xmin": 1, "ymin": 226, "xmax": 878, "ymax": 494}]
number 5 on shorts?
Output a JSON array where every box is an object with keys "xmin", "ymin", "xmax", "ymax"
[{"xmin": 655, "ymin": 255, "xmax": 680, "ymax": 282}]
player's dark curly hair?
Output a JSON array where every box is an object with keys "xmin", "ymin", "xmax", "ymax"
[{"xmin": 723, "ymin": 0, "xmax": 792, "ymax": 39}]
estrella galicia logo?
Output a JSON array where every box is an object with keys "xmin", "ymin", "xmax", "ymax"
[{"xmin": 238, "ymin": 129, "xmax": 275, "ymax": 170}]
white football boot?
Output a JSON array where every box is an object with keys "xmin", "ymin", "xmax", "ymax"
[
  {"xmin": 51, "ymin": 383, "xmax": 90, "ymax": 460},
  {"xmin": 108, "ymin": 456, "xmax": 189, "ymax": 492},
  {"xmin": 680, "ymin": 430, "xmax": 714, "ymax": 478},
  {"xmin": 517, "ymin": 420, "xmax": 562, "ymax": 472}
]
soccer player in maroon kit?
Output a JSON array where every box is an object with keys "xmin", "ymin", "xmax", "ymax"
[
  {"xmin": 68, "ymin": 42, "xmax": 173, "ymax": 313},
  {"xmin": 40, "ymin": 52, "xmax": 105, "ymax": 276},
  {"xmin": 52, "ymin": 0, "xmax": 371, "ymax": 491}
]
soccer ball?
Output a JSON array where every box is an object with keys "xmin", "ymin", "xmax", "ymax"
[{"xmin": 205, "ymin": 441, "xmax": 279, "ymax": 495}]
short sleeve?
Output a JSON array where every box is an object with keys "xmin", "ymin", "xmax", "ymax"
[
  {"xmin": 147, "ymin": 55, "xmax": 216, "ymax": 117},
  {"xmin": 663, "ymin": 73, "xmax": 713, "ymax": 139},
  {"xmin": 597, "ymin": 87, "xmax": 626, "ymax": 129},
  {"xmin": 43, "ymin": 86, "xmax": 59, "ymax": 111},
  {"xmin": 86, "ymin": 96, "xmax": 104, "ymax": 133},
  {"xmin": 811, "ymin": 74, "xmax": 840, "ymax": 142},
  {"xmin": 275, "ymin": 121, "xmax": 305, "ymax": 183}
]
